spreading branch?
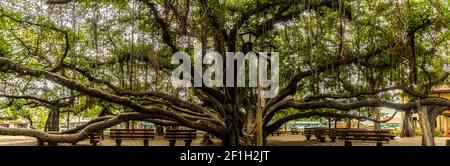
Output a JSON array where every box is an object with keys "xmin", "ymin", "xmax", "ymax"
[{"xmin": 265, "ymin": 110, "xmax": 397, "ymax": 135}]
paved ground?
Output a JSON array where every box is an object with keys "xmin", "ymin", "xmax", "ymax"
[{"xmin": 1, "ymin": 134, "xmax": 449, "ymax": 146}]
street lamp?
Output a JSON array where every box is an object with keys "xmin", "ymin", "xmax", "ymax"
[
  {"xmin": 240, "ymin": 32, "xmax": 263, "ymax": 146},
  {"xmin": 258, "ymin": 44, "xmax": 277, "ymax": 146},
  {"xmin": 262, "ymin": 44, "xmax": 276, "ymax": 54},
  {"xmin": 240, "ymin": 32, "xmax": 258, "ymax": 53},
  {"xmin": 239, "ymin": 33, "xmax": 277, "ymax": 146},
  {"xmin": 241, "ymin": 32, "xmax": 258, "ymax": 44}
]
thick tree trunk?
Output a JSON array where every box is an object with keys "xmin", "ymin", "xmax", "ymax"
[
  {"xmin": 374, "ymin": 110, "xmax": 381, "ymax": 130},
  {"xmin": 418, "ymin": 107, "xmax": 435, "ymax": 146},
  {"xmin": 401, "ymin": 111, "xmax": 415, "ymax": 137},
  {"xmin": 419, "ymin": 106, "xmax": 446, "ymax": 146},
  {"xmin": 46, "ymin": 107, "xmax": 60, "ymax": 132},
  {"xmin": 44, "ymin": 107, "xmax": 60, "ymax": 146},
  {"xmin": 221, "ymin": 112, "xmax": 256, "ymax": 146},
  {"xmin": 221, "ymin": 129, "xmax": 237, "ymax": 146},
  {"xmin": 221, "ymin": 131, "xmax": 257, "ymax": 146}
]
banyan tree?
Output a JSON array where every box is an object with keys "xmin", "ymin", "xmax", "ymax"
[{"xmin": 0, "ymin": 0, "xmax": 448, "ymax": 146}]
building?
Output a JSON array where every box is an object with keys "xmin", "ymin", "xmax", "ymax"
[
  {"xmin": 429, "ymin": 84, "xmax": 450, "ymax": 136},
  {"xmin": 400, "ymin": 84, "xmax": 450, "ymax": 137},
  {"xmin": 0, "ymin": 120, "xmax": 31, "ymax": 129},
  {"xmin": 381, "ymin": 108, "xmax": 402, "ymax": 130}
]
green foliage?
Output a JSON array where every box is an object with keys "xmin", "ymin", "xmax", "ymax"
[{"xmin": 0, "ymin": 0, "xmax": 448, "ymax": 129}]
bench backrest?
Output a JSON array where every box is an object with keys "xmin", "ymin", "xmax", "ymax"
[
  {"xmin": 110, "ymin": 129, "xmax": 155, "ymax": 139},
  {"xmin": 330, "ymin": 128, "xmax": 395, "ymax": 140},
  {"xmin": 89, "ymin": 130, "xmax": 103, "ymax": 139},
  {"xmin": 305, "ymin": 127, "xmax": 329, "ymax": 134},
  {"xmin": 164, "ymin": 129, "xmax": 197, "ymax": 140}
]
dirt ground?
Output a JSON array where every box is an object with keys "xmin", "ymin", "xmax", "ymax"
[{"xmin": 1, "ymin": 133, "xmax": 449, "ymax": 146}]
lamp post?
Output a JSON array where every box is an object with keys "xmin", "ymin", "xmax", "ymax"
[
  {"xmin": 258, "ymin": 44, "xmax": 276, "ymax": 145},
  {"xmin": 262, "ymin": 44, "xmax": 276, "ymax": 56},
  {"xmin": 240, "ymin": 33, "xmax": 277, "ymax": 146},
  {"xmin": 240, "ymin": 32, "xmax": 262, "ymax": 146}
]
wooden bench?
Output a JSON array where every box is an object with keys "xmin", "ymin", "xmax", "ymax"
[
  {"xmin": 75, "ymin": 130, "xmax": 103, "ymax": 146},
  {"xmin": 164, "ymin": 129, "xmax": 197, "ymax": 146},
  {"xmin": 109, "ymin": 129, "xmax": 155, "ymax": 146},
  {"xmin": 328, "ymin": 128, "xmax": 359, "ymax": 142},
  {"xmin": 330, "ymin": 128, "xmax": 396, "ymax": 146},
  {"xmin": 271, "ymin": 129, "xmax": 282, "ymax": 136},
  {"xmin": 291, "ymin": 128, "xmax": 300, "ymax": 135},
  {"xmin": 304, "ymin": 127, "xmax": 329, "ymax": 142}
]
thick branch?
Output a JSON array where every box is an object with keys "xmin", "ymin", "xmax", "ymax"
[
  {"xmin": 255, "ymin": 0, "xmax": 352, "ymax": 35},
  {"xmin": 62, "ymin": 64, "xmax": 120, "ymax": 92},
  {"xmin": 0, "ymin": 12, "xmax": 70, "ymax": 72},
  {"xmin": 0, "ymin": 113, "xmax": 163, "ymax": 143},
  {"xmin": 139, "ymin": 0, "xmax": 179, "ymax": 53},
  {"xmin": 265, "ymin": 110, "xmax": 396, "ymax": 136},
  {"xmin": 0, "ymin": 56, "xmax": 225, "ymax": 132}
]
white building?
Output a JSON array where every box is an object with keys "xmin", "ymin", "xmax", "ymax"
[{"xmin": 0, "ymin": 119, "xmax": 31, "ymax": 129}]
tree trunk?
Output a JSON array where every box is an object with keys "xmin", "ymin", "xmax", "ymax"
[
  {"xmin": 46, "ymin": 107, "xmax": 60, "ymax": 132},
  {"xmin": 221, "ymin": 114, "xmax": 256, "ymax": 146},
  {"xmin": 418, "ymin": 107, "xmax": 435, "ymax": 146},
  {"xmin": 374, "ymin": 109, "xmax": 381, "ymax": 130},
  {"xmin": 66, "ymin": 112, "xmax": 70, "ymax": 130},
  {"xmin": 24, "ymin": 116, "xmax": 34, "ymax": 129},
  {"xmin": 221, "ymin": 129, "xmax": 237, "ymax": 146},
  {"xmin": 401, "ymin": 111, "xmax": 415, "ymax": 137},
  {"xmin": 346, "ymin": 118, "xmax": 351, "ymax": 128},
  {"xmin": 155, "ymin": 125, "xmax": 164, "ymax": 136},
  {"xmin": 328, "ymin": 117, "xmax": 331, "ymax": 129}
]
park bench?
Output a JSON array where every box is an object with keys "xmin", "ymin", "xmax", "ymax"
[
  {"xmin": 290, "ymin": 128, "xmax": 300, "ymax": 135},
  {"xmin": 74, "ymin": 130, "xmax": 103, "ymax": 146},
  {"xmin": 271, "ymin": 128, "xmax": 282, "ymax": 136},
  {"xmin": 109, "ymin": 129, "xmax": 155, "ymax": 146},
  {"xmin": 304, "ymin": 127, "xmax": 329, "ymax": 142},
  {"xmin": 328, "ymin": 128, "xmax": 361, "ymax": 142},
  {"xmin": 164, "ymin": 129, "xmax": 197, "ymax": 146},
  {"xmin": 330, "ymin": 128, "xmax": 396, "ymax": 146}
]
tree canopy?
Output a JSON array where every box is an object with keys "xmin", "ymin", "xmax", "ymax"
[{"xmin": 0, "ymin": 0, "xmax": 448, "ymax": 146}]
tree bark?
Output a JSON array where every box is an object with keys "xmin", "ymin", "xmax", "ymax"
[
  {"xmin": 328, "ymin": 117, "xmax": 331, "ymax": 129},
  {"xmin": 66, "ymin": 111, "xmax": 70, "ymax": 130},
  {"xmin": 46, "ymin": 107, "xmax": 60, "ymax": 132},
  {"xmin": 374, "ymin": 109, "xmax": 381, "ymax": 129},
  {"xmin": 419, "ymin": 106, "xmax": 447, "ymax": 146},
  {"xmin": 24, "ymin": 115, "xmax": 34, "ymax": 129},
  {"xmin": 401, "ymin": 111, "xmax": 415, "ymax": 137},
  {"xmin": 155, "ymin": 125, "xmax": 164, "ymax": 136},
  {"xmin": 346, "ymin": 118, "xmax": 351, "ymax": 128},
  {"xmin": 418, "ymin": 107, "xmax": 435, "ymax": 146}
]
